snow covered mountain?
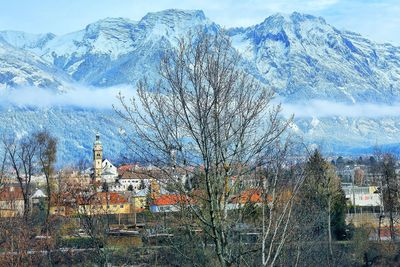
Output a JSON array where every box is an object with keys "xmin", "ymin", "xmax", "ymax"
[
  {"xmin": 1, "ymin": 10, "xmax": 218, "ymax": 87},
  {"xmin": 228, "ymin": 12, "xmax": 400, "ymax": 103},
  {"xmin": 0, "ymin": 106, "xmax": 130, "ymax": 166},
  {"xmin": 0, "ymin": 31, "xmax": 55, "ymax": 51},
  {"xmin": 1, "ymin": 9, "xmax": 400, "ymax": 163},
  {"xmin": 0, "ymin": 37, "xmax": 70, "ymax": 90},
  {"xmin": 2, "ymin": 10, "xmax": 399, "ymax": 103}
]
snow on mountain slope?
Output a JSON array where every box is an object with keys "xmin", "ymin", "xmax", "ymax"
[
  {"xmin": 0, "ymin": 10, "xmax": 400, "ymax": 163},
  {"xmin": 0, "ymin": 31, "xmax": 55, "ymax": 52},
  {"xmin": 228, "ymin": 12, "xmax": 400, "ymax": 103},
  {"xmin": 292, "ymin": 116, "xmax": 400, "ymax": 147},
  {"xmin": 3, "ymin": 11, "xmax": 399, "ymax": 103},
  {"xmin": 0, "ymin": 38, "xmax": 70, "ymax": 90},
  {"xmin": 28, "ymin": 10, "xmax": 218, "ymax": 86},
  {"xmin": 0, "ymin": 107, "xmax": 128, "ymax": 165},
  {"xmin": 0, "ymin": 107, "xmax": 399, "ymax": 164}
]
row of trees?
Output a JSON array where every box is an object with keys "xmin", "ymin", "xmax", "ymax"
[
  {"xmin": 0, "ymin": 135, "xmax": 125, "ymax": 266},
  {"xmin": 1, "ymin": 131, "xmax": 57, "ymax": 220},
  {"xmin": 0, "ymin": 131, "xmax": 59, "ymax": 265}
]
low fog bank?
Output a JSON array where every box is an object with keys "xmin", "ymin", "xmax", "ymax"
[
  {"xmin": 0, "ymin": 85, "xmax": 137, "ymax": 109},
  {"xmin": 279, "ymin": 99, "xmax": 400, "ymax": 118},
  {"xmin": 1, "ymin": 87, "xmax": 400, "ymax": 118}
]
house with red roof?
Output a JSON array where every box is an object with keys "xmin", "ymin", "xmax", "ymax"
[
  {"xmin": 150, "ymin": 194, "xmax": 193, "ymax": 213},
  {"xmin": 50, "ymin": 191, "xmax": 132, "ymax": 216},
  {"xmin": 0, "ymin": 186, "xmax": 24, "ymax": 217},
  {"xmin": 227, "ymin": 189, "xmax": 263, "ymax": 210}
]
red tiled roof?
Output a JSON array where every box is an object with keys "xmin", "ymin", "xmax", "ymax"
[
  {"xmin": 118, "ymin": 166, "xmax": 132, "ymax": 173},
  {"xmin": 118, "ymin": 164, "xmax": 140, "ymax": 173},
  {"xmin": 119, "ymin": 171, "xmax": 150, "ymax": 180},
  {"xmin": 152, "ymin": 194, "xmax": 192, "ymax": 206},
  {"xmin": 230, "ymin": 190, "xmax": 292, "ymax": 205},
  {"xmin": 230, "ymin": 189, "xmax": 262, "ymax": 204},
  {"xmin": 51, "ymin": 192, "xmax": 128, "ymax": 206},
  {"xmin": 76, "ymin": 192, "xmax": 128, "ymax": 205},
  {"xmin": 96, "ymin": 192, "xmax": 128, "ymax": 205},
  {"xmin": 0, "ymin": 186, "xmax": 24, "ymax": 201}
]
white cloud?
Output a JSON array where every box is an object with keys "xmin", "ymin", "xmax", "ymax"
[
  {"xmin": 2, "ymin": 87, "xmax": 399, "ymax": 120},
  {"xmin": 281, "ymin": 99, "xmax": 400, "ymax": 118},
  {"xmin": 0, "ymin": 85, "xmax": 136, "ymax": 109}
]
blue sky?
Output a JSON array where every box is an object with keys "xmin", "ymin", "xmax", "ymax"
[{"xmin": 0, "ymin": 0, "xmax": 399, "ymax": 44}]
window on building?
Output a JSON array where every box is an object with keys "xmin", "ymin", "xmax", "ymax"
[{"xmin": 120, "ymin": 205, "xmax": 124, "ymax": 208}]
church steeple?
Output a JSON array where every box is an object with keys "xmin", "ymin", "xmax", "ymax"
[{"xmin": 93, "ymin": 133, "xmax": 103, "ymax": 181}]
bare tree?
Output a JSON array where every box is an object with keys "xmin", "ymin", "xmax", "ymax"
[
  {"xmin": 35, "ymin": 130, "xmax": 57, "ymax": 222},
  {"xmin": 3, "ymin": 134, "xmax": 38, "ymax": 218},
  {"xmin": 380, "ymin": 153, "xmax": 399, "ymax": 241},
  {"xmin": 115, "ymin": 31, "xmax": 294, "ymax": 266},
  {"xmin": 0, "ymin": 132, "xmax": 60, "ymax": 265},
  {"xmin": 260, "ymin": 141, "xmax": 305, "ymax": 266},
  {"xmin": 76, "ymin": 158, "xmax": 90, "ymax": 175},
  {"xmin": 0, "ymin": 150, "xmax": 6, "ymax": 184},
  {"xmin": 72, "ymin": 184, "xmax": 112, "ymax": 266}
]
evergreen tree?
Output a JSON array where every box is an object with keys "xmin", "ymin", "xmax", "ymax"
[{"xmin": 298, "ymin": 150, "xmax": 347, "ymax": 264}]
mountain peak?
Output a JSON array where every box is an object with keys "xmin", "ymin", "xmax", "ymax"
[
  {"xmin": 143, "ymin": 9, "xmax": 206, "ymax": 21},
  {"xmin": 289, "ymin": 12, "xmax": 325, "ymax": 24},
  {"xmin": 259, "ymin": 12, "xmax": 327, "ymax": 28},
  {"xmin": 1, "ymin": 9, "xmax": 400, "ymax": 161},
  {"xmin": 135, "ymin": 9, "xmax": 213, "ymax": 43},
  {"xmin": 139, "ymin": 9, "xmax": 208, "ymax": 29},
  {"xmin": 0, "ymin": 31, "xmax": 56, "ymax": 50},
  {"xmin": 84, "ymin": 17, "xmax": 137, "ymax": 37},
  {"xmin": 2, "ymin": 9, "xmax": 399, "ymax": 104},
  {"xmin": 87, "ymin": 17, "xmax": 137, "ymax": 27}
]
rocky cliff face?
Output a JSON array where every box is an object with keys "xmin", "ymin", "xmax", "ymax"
[
  {"xmin": 228, "ymin": 12, "xmax": 400, "ymax": 103},
  {"xmin": 0, "ymin": 36, "xmax": 69, "ymax": 90}
]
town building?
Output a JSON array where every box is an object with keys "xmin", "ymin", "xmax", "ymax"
[
  {"xmin": 88, "ymin": 134, "xmax": 119, "ymax": 185},
  {"xmin": 93, "ymin": 133, "xmax": 103, "ymax": 182},
  {"xmin": 131, "ymin": 188, "xmax": 148, "ymax": 212},
  {"xmin": 50, "ymin": 191, "xmax": 132, "ymax": 216},
  {"xmin": 77, "ymin": 192, "xmax": 131, "ymax": 215},
  {"xmin": 101, "ymin": 159, "xmax": 118, "ymax": 183},
  {"xmin": 342, "ymin": 184, "xmax": 381, "ymax": 207},
  {"xmin": 227, "ymin": 189, "xmax": 262, "ymax": 210},
  {"xmin": 150, "ymin": 194, "xmax": 183, "ymax": 213},
  {"xmin": 0, "ymin": 186, "xmax": 24, "ymax": 217},
  {"xmin": 110, "ymin": 171, "xmax": 150, "ymax": 192}
]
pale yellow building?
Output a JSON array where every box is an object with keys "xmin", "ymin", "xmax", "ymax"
[
  {"xmin": 132, "ymin": 189, "xmax": 148, "ymax": 212},
  {"xmin": 50, "ymin": 192, "xmax": 132, "ymax": 216},
  {"xmin": 0, "ymin": 186, "xmax": 24, "ymax": 217}
]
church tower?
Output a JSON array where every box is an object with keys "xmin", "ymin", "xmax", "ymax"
[{"xmin": 93, "ymin": 133, "xmax": 103, "ymax": 181}]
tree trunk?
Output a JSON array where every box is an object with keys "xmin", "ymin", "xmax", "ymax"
[{"xmin": 328, "ymin": 199, "xmax": 333, "ymax": 261}]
